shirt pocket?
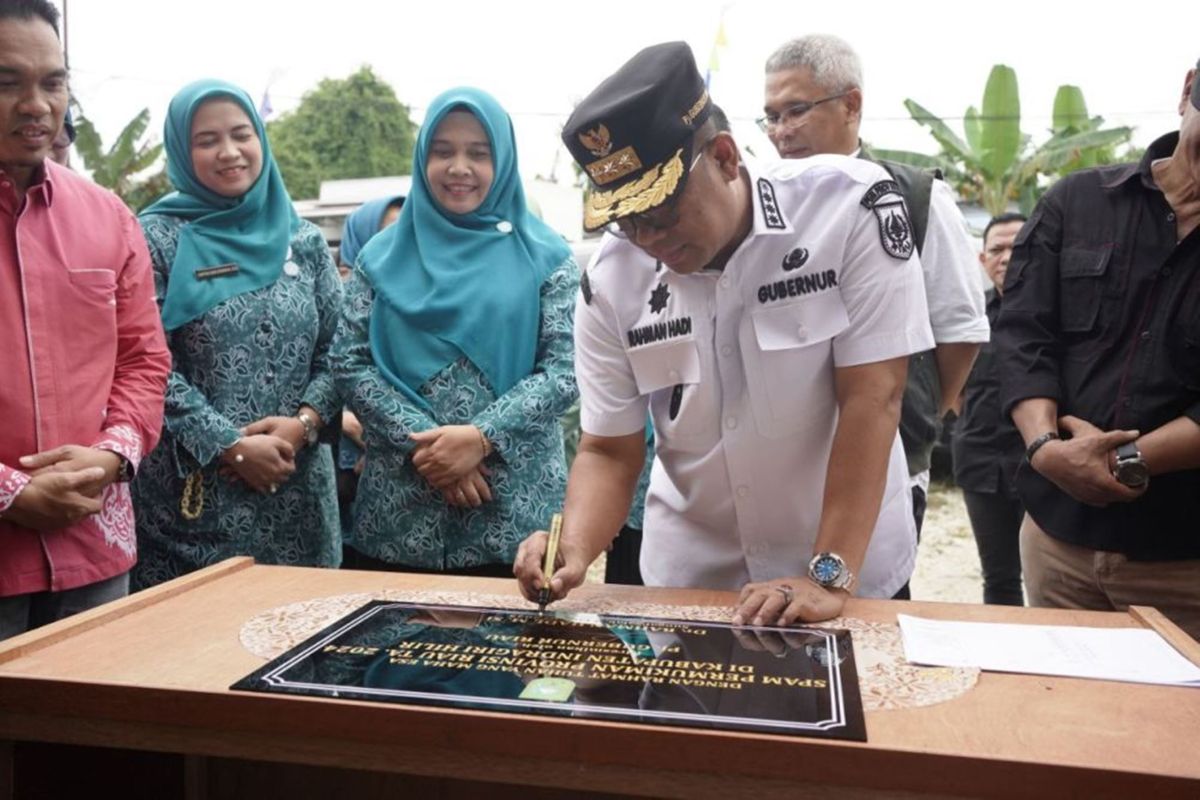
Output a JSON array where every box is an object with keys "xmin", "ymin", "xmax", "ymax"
[
  {"xmin": 65, "ymin": 268, "xmax": 119, "ymax": 339},
  {"xmin": 1058, "ymin": 245, "xmax": 1112, "ymax": 334},
  {"xmin": 1167, "ymin": 277, "xmax": 1200, "ymax": 391},
  {"xmin": 626, "ymin": 338, "xmax": 710, "ymax": 445},
  {"xmin": 67, "ymin": 268, "xmax": 118, "ymax": 292},
  {"xmin": 746, "ymin": 295, "xmax": 849, "ymax": 437}
]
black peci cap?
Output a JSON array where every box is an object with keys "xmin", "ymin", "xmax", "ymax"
[{"xmin": 562, "ymin": 41, "xmax": 712, "ymax": 232}]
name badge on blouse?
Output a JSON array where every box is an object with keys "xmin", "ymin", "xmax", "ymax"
[{"xmin": 194, "ymin": 263, "xmax": 240, "ymax": 280}]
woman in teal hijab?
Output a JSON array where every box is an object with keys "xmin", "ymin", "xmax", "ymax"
[
  {"xmin": 131, "ymin": 79, "xmax": 343, "ymax": 589},
  {"xmin": 334, "ymin": 87, "xmax": 578, "ymax": 576}
]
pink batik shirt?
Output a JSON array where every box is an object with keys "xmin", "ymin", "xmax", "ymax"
[{"xmin": 0, "ymin": 160, "xmax": 169, "ymax": 596}]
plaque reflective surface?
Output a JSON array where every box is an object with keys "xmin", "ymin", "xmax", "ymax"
[{"xmin": 231, "ymin": 601, "xmax": 866, "ymax": 741}]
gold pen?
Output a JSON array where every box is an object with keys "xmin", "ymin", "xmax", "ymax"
[{"xmin": 537, "ymin": 513, "xmax": 564, "ymax": 613}]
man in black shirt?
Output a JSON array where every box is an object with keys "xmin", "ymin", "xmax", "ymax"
[
  {"xmin": 953, "ymin": 214, "xmax": 1027, "ymax": 606},
  {"xmin": 995, "ymin": 59, "xmax": 1200, "ymax": 638}
]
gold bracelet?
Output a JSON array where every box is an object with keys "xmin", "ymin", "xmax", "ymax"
[{"xmin": 477, "ymin": 426, "xmax": 491, "ymax": 458}]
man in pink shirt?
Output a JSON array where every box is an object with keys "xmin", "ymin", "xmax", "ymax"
[{"xmin": 0, "ymin": 0, "xmax": 170, "ymax": 639}]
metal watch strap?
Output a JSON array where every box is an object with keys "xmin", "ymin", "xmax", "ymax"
[
  {"xmin": 808, "ymin": 552, "xmax": 855, "ymax": 592},
  {"xmin": 297, "ymin": 412, "xmax": 317, "ymax": 445}
]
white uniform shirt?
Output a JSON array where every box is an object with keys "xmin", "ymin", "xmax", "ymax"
[
  {"xmin": 921, "ymin": 180, "xmax": 990, "ymax": 345},
  {"xmin": 575, "ymin": 156, "xmax": 935, "ymax": 598}
]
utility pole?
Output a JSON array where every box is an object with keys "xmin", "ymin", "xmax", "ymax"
[{"xmin": 61, "ymin": 0, "xmax": 69, "ymax": 68}]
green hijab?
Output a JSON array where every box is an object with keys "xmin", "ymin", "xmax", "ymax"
[
  {"xmin": 359, "ymin": 87, "xmax": 570, "ymax": 412},
  {"xmin": 142, "ymin": 79, "xmax": 299, "ymax": 331}
]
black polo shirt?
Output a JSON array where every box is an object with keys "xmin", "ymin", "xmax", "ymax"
[
  {"xmin": 995, "ymin": 131, "xmax": 1200, "ymax": 560},
  {"xmin": 953, "ymin": 290, "xmax": 1024, "ymax": 496}
]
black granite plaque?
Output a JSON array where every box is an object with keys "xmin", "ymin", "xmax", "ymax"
[{"xmin": 232, "ymin": 601, "xmax": 866, "ymax": 741}]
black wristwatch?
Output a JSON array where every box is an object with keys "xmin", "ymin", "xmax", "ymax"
[{"xmin": 1112, "ymin": 442, "xmax": 1150, "ymax": 489}]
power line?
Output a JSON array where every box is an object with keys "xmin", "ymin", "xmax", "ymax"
[{"xmin": 66, "ymin": 69, "xmax": 1178, "ymax": 124}]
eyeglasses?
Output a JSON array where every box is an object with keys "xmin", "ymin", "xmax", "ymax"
[
  {"xmin": 756, "ymin": 92, "xmax": 849, "ymax": 132},
  {"xmin": 607, "ymin": 143, "xmax": 710, "ymax": 240}
]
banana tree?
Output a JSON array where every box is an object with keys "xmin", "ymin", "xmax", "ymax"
[
  {"xmin": 72, "ymin": 106, "xmax": 170, "ymax": 212},
  {"xmin": 874, "ymin": 65, "xmax": 1133, "ymax": 216}
]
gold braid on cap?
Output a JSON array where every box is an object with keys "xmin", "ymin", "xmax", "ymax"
[{"xmin": 583, "ymin": 149, "xmax": 685, "ymax": 230}]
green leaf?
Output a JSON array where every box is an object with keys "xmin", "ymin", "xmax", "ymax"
[
  {"xmin": 71, "ymin": 114, "xmax": 104, "ymax": 166},
  {"xmin": 964, "ymin": 106, "xmax": 982, "ymax": 158},
  {"xmin": 1052, "ymin": 85, "xmax": 1088, "ymax": 133},
  {"xmin": 1029, "ymin": 127, "xmax": 1133, "ymax": 173},
  {"xmin": 128, "ymin": 143, "xmax": 164, "ymax": 175},
  {"xmin": 903, "ymin": 98, "xmax": 972, "ymax": 162},
  {"xmin": 868, "ymin": 148, "xmax": 951, "ymax": 171},
  {"xmin": 978, "ymin": 65, "xmax": 1021, "ymax": 180}
]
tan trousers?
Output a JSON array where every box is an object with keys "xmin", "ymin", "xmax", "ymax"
[{"xmin": 1020, "ymin": 515, "xmax": 1200, "ymax": 641}]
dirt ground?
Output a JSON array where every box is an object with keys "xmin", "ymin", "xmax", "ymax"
[
  {"xmin": 910, "ymin": 482, "xmax": 984, "ymax": 604},
  {"xmin": 587, "ymin": 481, "xmax": 987, "ymax": 605}
]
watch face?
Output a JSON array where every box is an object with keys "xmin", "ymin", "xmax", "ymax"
[
  {"xmin": 812, "ymin": 555, "xmax": 842, "ymax": 585},
  {"xmin": 1116, "ymin": 460, "xmax": 1150, "ymax": 488}
]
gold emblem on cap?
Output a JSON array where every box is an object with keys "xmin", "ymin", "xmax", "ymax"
[
  {"xmin": 585, "ymin": 146, "xmax": 643, "ymax": 186},
  {"xmin": 681, "ymin": 89, "xmax": 710, "ymax": 126},
  {"xmin": 583, "ymin": 149, "xmax": 685, "ymax": 231},
  {"xmin": 578, "ymin": 124, "xmax": 613, "ymax": 158}
]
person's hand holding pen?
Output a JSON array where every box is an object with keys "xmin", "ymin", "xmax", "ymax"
[{"xmin": 513, "ymin": 513, "xmax": 589, "ymax": 608}]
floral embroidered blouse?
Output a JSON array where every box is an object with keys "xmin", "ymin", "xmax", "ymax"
[
  {"xmin": 334, "ymin": 257, "xmax": 578, "ymax": 570},
  {"xmin": 130, "ymin": 215, "xmax": 342, "ymax": 589}
]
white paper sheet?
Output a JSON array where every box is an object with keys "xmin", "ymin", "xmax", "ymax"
[{"xmin": 897, "ymin": 614, "xmax": 1200, "ymax": 687}]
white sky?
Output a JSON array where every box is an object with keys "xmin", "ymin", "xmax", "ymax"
[{"xmin": 56, "ymin": 0, "xmax": 1196, "ymax": 190}]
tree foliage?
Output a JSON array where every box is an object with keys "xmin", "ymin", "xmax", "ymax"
[
  {"xmin": 72, "ymin": 105, "xmax": 170, "ymax": 212},
  {"xmin": 874, "ymin": 65, "xmax": 1134, "ymax": 216},
  {"xmin": 266, "ymin": 66, "xmax": 417, "ymax": 199}
]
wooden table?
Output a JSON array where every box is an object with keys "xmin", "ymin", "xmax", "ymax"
[{"xmin": 0, "ymin": 557, "xmax": 1197, "ymax": 799}]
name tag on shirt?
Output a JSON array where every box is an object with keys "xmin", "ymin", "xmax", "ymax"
[{"xmin": 194, "ymin": 263, "xmax": 239, "ymax": 280}]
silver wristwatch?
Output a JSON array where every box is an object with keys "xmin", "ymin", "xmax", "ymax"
[
  {"xmin": 297, "ymin": 411, "xmax": 318, "ymax": 447},
  {"xmin": 807, "ymin": 552, "xmax": 856, "ymax": 591}
]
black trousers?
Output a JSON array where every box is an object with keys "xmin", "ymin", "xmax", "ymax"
[
  {"xmin": 961, "ymin": 489, "xmax": 1025, "ymax": 606},
  {"xmin": 889, "ymin": 485, "xmax": 927, "ymax": 601},
  {"xmin": 605, "ymin": 525, "xmax": 645, "ymax": 586}
]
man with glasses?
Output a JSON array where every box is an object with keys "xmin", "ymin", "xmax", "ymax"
[
  {"xmin": 764, "ymin": 35, "xmax": 988, "ymax": 563},
  {"xmin": 514, "ymin": 42, "xmax": 933, "ymax": 625}
]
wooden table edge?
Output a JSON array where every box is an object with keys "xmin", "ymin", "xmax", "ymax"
[{"xmin": 0, "ymin": 557, "xmax": 255, "ymax": 666}]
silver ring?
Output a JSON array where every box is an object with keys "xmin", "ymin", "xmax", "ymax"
[
  {"xmin": 269, "ymin": 484, "xmax": 278, "ymax": 494},
  {"xmin": 775, "ymin": 584, "xmax": 795, "ymax": 605}
]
